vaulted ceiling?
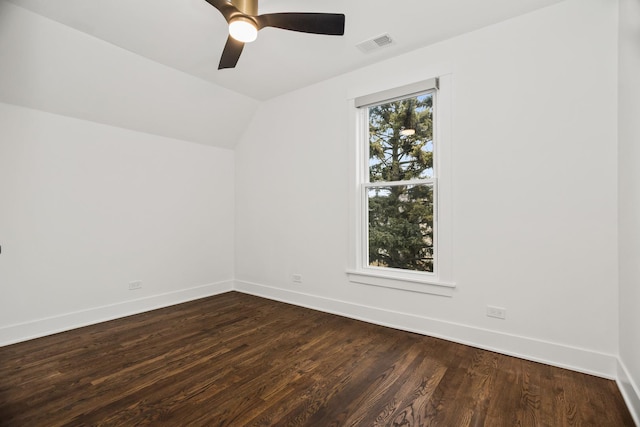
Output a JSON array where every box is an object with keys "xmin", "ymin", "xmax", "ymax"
[{"xmin": 5, "ymin": 0, "xmax": 564, "ymax": 101}]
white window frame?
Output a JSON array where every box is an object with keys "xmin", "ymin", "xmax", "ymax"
[{"xmin": 347, "ymin": 75, "xmax": 455, "ymax": 297}]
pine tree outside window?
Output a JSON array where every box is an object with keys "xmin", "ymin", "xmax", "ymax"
[{"xmin": 366, "ymin": 92, "xmax": 435, "ymax": 273}]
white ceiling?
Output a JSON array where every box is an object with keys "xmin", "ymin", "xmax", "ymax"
[{"xmin": 6, "ymin": 0, "xmax": 564, "ymax": 101}]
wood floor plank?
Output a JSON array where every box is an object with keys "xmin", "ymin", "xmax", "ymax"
[{"xmin": 0, "ymin": 292, "xmax": 635, "ymax": 426}]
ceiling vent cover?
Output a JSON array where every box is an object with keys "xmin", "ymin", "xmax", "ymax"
[{"xmin": 356, "ymin": 33, "xmax": 394, "ymax": 53}]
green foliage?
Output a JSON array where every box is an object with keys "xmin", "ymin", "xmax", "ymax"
[{"xmin": 367, "ymin": 94, "xmax": 434, "ymax": 272}]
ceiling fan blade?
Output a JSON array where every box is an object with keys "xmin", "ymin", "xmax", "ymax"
[
  {"xmin": 218, "ymin": 36, "xmax": 245, "ymax": 69},
  {"xmin": 203, "ymin": 0, "xmax": 237, "ymax": 21},
  {"xmin": 256, "ymin": 13, "xmax": 345, "ymax": 35}
]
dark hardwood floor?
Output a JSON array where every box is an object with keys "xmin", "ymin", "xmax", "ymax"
[{"xmin": 0, "ymin": 292, "xmax": 634, "ymax": 426}]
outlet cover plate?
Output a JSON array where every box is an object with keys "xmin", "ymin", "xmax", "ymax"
[{"xmin": 486, "ymin": 305, "xmax": 506, "ymax": 319}]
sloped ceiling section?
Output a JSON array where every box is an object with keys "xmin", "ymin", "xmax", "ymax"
[
  {"xmin": 0, "ymin": 0, "xmax": 566, "ymax": 147},
  {"xmin": 6, "ymin": 0, "xmax": 565, "ymax": 101},
  {"xmin": 0, "ymin": 1, "xmax": 258, "ymax": 149}
]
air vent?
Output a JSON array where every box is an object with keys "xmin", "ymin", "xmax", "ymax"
[{"xmin": 356, "ymin": 33, "xmax": 395, "ymax": 54}]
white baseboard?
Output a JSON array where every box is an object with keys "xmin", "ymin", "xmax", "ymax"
[
  {"xmin": 618, "ymin": 359, "xmax": 640, "ymax": 425},
  {"xmin": 234, "ymin": 280, "xmax": 618, "ymax": 379},
  {"xmin": 0, "ymin": 280, "xmax": 234, "ymax": 346}
]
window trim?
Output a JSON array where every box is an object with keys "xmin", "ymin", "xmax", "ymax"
[
  {"xmin": 347, "ymin": 75, "xmax": 455, "ymax": 297},
  {"xmin": 355, "ymin": 77, "xmax": 439, "ymax": 108}
]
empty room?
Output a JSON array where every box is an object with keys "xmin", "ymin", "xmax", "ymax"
[{"xmin": 1, "ymin": 0, "xmax": 639, "ymax": 425}]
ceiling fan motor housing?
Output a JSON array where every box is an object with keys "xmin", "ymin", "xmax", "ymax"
[{"xmin": 231, "ymin": 0, "xmax": 257, "ymax": 16}]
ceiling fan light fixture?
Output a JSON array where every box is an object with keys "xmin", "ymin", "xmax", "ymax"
[{"xmin": 229, "ymin": 16, "xmax": 258, "ymax": 43}]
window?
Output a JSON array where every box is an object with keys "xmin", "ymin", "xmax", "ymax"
[{"xmin": 348, "ymin": 77, "xmax": 454, "ymax": 296}]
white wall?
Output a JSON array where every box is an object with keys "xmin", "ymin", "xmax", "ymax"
[
  {"xmin": 0, "ymin": 1, "xmax": 258, "ymax": 149},
  {"xmin": 618, "ymin": 0, "xmax": 640, "ymax": 420},
  {"xmin": 0, "ymin": 0, "xmax": 242, "ymax": 344},
  {"xmin": 0, "ymin": 103, "xmax": 235, "ymax": 344},
  {"xmin": 235, "ymin": 0, "xmax": 621, "ymax": 377}
]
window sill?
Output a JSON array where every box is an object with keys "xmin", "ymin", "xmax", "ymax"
[{"xmin": 346, "ymin": 270, "xmax": 455, "ymax": 297}]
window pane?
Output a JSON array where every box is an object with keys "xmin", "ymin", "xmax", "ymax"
[
  {"xmin": 368, "ymin": 184, "xmax": 434, "ymax": 272},
  {"xmin": 369, "ymin": 93, "xmax": 434, "ymax": 182}
]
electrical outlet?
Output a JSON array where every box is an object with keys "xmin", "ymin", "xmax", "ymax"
[
  {"xmin": 292, "ymin": 274, "xmax": 302, "ymax": 284},
  {"xmin": 486, "ymin": 305, "xmax": 506, "ymax": 319},
  {"xmin": 129, "ymin": 280, "xmax": 142, "ymax": 290}
]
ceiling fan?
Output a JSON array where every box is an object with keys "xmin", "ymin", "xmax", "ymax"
[{"xmin": 204, "ymin": 0, "xmax": 345, "ymax": 69}]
